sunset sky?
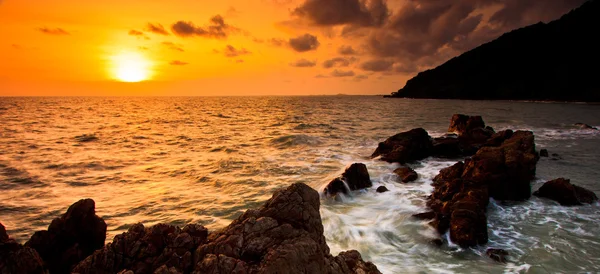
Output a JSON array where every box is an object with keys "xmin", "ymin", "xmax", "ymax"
[{"xmin": 0, "ymin": 0, "xmax": 586, "ymax": 96}]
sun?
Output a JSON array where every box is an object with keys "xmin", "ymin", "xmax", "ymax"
[{"xmin": 111, "ymin": 51, "xmax": 152, "ymax": 82}]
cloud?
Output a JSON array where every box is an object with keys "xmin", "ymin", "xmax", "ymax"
[
  {"xmin": 146, "ymin": 23, "xmax": 169, "ymax": 35},
  {"xmin": 171, "ymin": 15, "xmax": 239, "ymax": 39},
  {"xmin": 37, "ymin": 27, "xmax": 70, "ymax": 35},
  {"xmin": 354, "ymin": 75, "xmax": 369, "ymax": 81},
  {"xmin": 138, "ymin": 46, "xmax": 149, "ymax": 51},
  {"xmin": 11, "ymin": 44, "xmax": 22, "ymax": 50},
  {"xmin": 338, "ymin": 45, "xmax": 358, "ymax": 55},
  {"xmin": 322, "ymin": 57, "xmax": 353, "ymax": 68},
  {"xmin": 226, "ymin": 7, "xmax": 241, "ymax": 17},
  {"xmin": 360, "ymin": 59, "xmax": 394, "ymax": 72},
  {"xmin": 222, "ymin": 45, "xmax": 251, "ymax": 57},
  {"xmin": 331, "ymin": 69, "xmax": 355, "ymax": 77},
  {"xmin": 290, "ymin": 59, "xmax": 317, "ymax": 67},
  {"xmin": 129, "ymin": 30, "xmax": 144, "ymax": 36},
  {"xmin": 289, "ymin": 33, "xmax": 320, "ymax": 52},
  {"xmin": 162, "ymin": 42, "xmax": 184, "ymax": 52},
  {"xmin": 292, "ymin": 0, "xmax": 389, "ymax": 27},
  {"xmin": 170, "ymin": 60, "xmax": 189, "ymax": 66},
  {"xmin": 315, "ymin": 74, "xmax": 329, "ymax": 78}
]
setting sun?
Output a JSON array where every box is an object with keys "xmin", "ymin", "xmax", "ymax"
[{"xmin": 111, "ymin": 52, "xmax": 151, "ymax": 82}]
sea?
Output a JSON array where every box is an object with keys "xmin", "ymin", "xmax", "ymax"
[{"xmin": 1, "ymin": 96, "xmax": 599, "ymax": 273}]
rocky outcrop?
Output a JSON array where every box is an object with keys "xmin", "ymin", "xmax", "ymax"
[
  {"xmin": 371, "ymin": 128, "xmax": 433, "ymax": 163},
  {"xmin": 324, "ymin": 163, "xmax": 372, "ymax": 196},
  {"xmin": 25, "ymin": 199, "xmax": 107, "ymax": 274},
  {"xmin": 533, "ymin": 178, "xmax": 599, "ymax": 205},
  {"xmin": 394, "ymin": 167, "xmax": 418, "ymax": 183},
  {"xmin": 0, "ymin": 222, "xmax": 48, "ymax": 274},
  {"xmin": 448, "ymin": 114, "xmax": 485, "ymax": 136},
  {"xmin": 74, "ymin": 183, "xmax": 380, "ymax": 274}
]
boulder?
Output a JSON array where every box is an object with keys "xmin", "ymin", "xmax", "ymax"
[
  {"xmin": 533, "ymin": 178, "xmax": 598, "ymax": 205},
  {"xmin": 75, "ymin": 183, "xmax": 381, "ymax": 274},
  {"xmin": 371, "ymin": 128, "xmax": 433, "ymax": 163},
  {"xmin": 448, "ymin": 114, "xmax": 485, "ymax": 136},
  {"xmin": 324, "ymin": 163, "xmax": 372, "ymax": 196},
  {"xmin": 376, "ymin": 186, "xmax": 389, "ymax": 193},
  {"xmin": 486, "ymin": 249, "xmax": 509, "ymax": 263},
  {"xmin": 411, "ymin": 212, "xmax": 436, "ymax": 220},
  {"xmin": 0, "ymin": 222, "xmax": 48, "ymax": 274},
  {"xmin": 394, "ymin": 167, "xmax": 418, "ymax": 183},
  {"xmin": 431, "ymin": 137, "xmax": 462, "ymax": 158},
  {"xmin": 26, "ymin": 198, "xmax": 107, "ymax": 274},
  {"xmin": 540, "ymin": 149, "xmax": 549, "ymax": 157}
]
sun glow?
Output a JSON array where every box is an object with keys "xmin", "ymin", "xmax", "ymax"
[{"xmin": 111, "ymin": 52, "xmax": 152, "ymax": 82}]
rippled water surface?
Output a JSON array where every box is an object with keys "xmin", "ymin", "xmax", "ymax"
[{"xmin": 1, "ymin": 97, "xmax": 600, "ymax": 273}]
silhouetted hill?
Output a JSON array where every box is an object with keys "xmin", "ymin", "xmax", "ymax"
[{"xmin": 392, "ymin": 0, "xmax": 600, "ymax": 101}]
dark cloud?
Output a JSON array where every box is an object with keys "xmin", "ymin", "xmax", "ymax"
[
  {"xmin": 322, "ymin": 57, "xmax": 352, "ymax": 68},
  {"xmin": 222, "ymin": 45, "xmax": 251, "ymax": 57},
  {"xmin": 170, "ymin": 60, "xmax": 189, "ymax": 66},
  {"xmin": 129, "ymin": 30, "xmax": 144, "ymax": 36},
  {"xmin": 338, "ymin": 45, "xmax": 358, "ymax": 55},
  {"xmin": 37, "ymin": 27, "xmax": 70, "ymax": 35},
  {"xmin": 331, "ymin": 69, "xmax": 355, "ymax": 77},
  {"xmin": 146, "ymin": 23, "xmax": 169, "ymax": 35},
  {"xmin": 354, "ymin": 74, "xmax": 369, "ymax": 81},
  {"xmin": 290, "ymin": 59, "xmax": 317, "ymax": 67},
  {"xmin": 171, "ymin": 15, "xmax": 239, "ymax": 39},
  {"xmin": 289, "ymin": 33, "xmax": 320, "ymax": 52},
  {"xmin": 293, "ymin": 0, "xmax": 389, "ymax": 27},
  {"xmin": 270, "ymin": 38, "xmax": 287, "ymax": 47},
  {"xmin": 360, "ymin": 59, "xmax": 394, "ymax": 72},
  {"xmin": 162, "ymin": 42, "xmax": 184, "ymax": 52}
]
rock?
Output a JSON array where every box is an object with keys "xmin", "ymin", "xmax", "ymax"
[
  {"xmin": 394, "ymin": 167, "xmax": 418, "ymax": 183},
  {"xmin": 26, "ymin": 198, "xmax": 107, "ymax": 274},
  {"xmin": 324, "ymin": 163, "xmax": 372, "ymax": 196},
  {"xmin": 412, "ymin": 212, "xmax": 436, "ymax": 220},
  {"xmin": 376, "ymin": 186, "xmax": 389, "ymax": 193},
  {"xmin": 486, "ymin": 249, "xmax": 509, "ymax": 263},
  {"xmin": 540, "ymin": 149, "xmax": 549, "ymax": 157},
  {"xmin": 429, "ymin": 239, "xmax": 444, "ymax": 247},
  {"xmin": 533, "ymin": 178, "xmax": 598, "ymax": 205},
  {"xmin": 0, "ymin": 222, "xmax": 48, "ymax": 274},
  {"xmin": 484, "ymin": 130, "xmax": 513, "ymax": 147},
  {"xmin": 74, "ymin": 134, "xmax": 98, "ymax": 142},
  {"xmin": 448, "ymin": 114, "xmax": 485, "ymax": 136},
  {"xmin": 574, "ymin": 123, "xmax": 598, "ymax": 130},
  {"xmin": 431, "ymin": 137, "xmax": 462, "ymax": 158},
  {"xmin": 74, "ymin": 183, "xmax": 381, "ymax": 274},
  {"xmin": 371, "ymin": 128, "xmax": 433, "ymax": 164}
]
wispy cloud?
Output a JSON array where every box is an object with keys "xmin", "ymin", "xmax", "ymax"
[
  {"xmin": 290, "ymin": 58, "xmax": 317, "ymax": 67},
  {"xmin": 170, "ymin": 60, "xmax": 189, "ymax": 66},
  {"xmin": 146, "ymin": 23, "xmax": 170, "ymax": 35},
  {"xmin": 171, "ymin": 15, "xmax": 239, "ymax": 39},
  {"xmin": 162, "ymin": 42, "xmax": 184, "ymax": 52},
  {"xmin": 37, "ymin": 27, "xmax": 70, "ymax": 35},
  {"xmin": 331, "ymin": 69, "xmax": 355, "ymax": 77}
]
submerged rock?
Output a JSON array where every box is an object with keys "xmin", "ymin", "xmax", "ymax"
[
  {"xmin": 533, "ymin": 178, "xmax": 598, "ymax": 205},
  {"xmin": 0, "ymin": 222, "xmax": 48, "ymax": 274},
  {"xmin": 394, "ymin": 166, "xmax": 418, "ymax": 183},
  {"xmin": 74, "ymin": 134, "xmax": 98, "ymax": 142},
  {"xmin": 540, "ymin": 149, "xmax": 549, "ymax": 157},
  {"xmin": 26, "ymin": 199, "xmax": 107, "ymax": 274},
  {"xmin": 376, "ymin": 186, "xmax": 389, "ymax": 193},
  {"xmin": 324, "ymin": 163, "xmax": 372, "ymax": 196},
  {"xmin": 412, "ymin": 212, "xmax": 436, "ymax": 220},
  {"xmin": 74, "ymin": 183, "xmax": 381, "ymax": 274},
  {"xmin": 574, "ymin": 123, "xmax": 598, "ymax": 130},
  {"xmin": 486, "ymin": 249, "xmax": 509, "ymax": 263},
  {"xmin": 371, "ymin": 128, "xmax": 433, "ymax": 164}
]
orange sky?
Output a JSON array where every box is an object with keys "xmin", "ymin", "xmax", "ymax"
[{"xmin": 0, "ymin": 0, "xmax": 583, "ymax": 96}]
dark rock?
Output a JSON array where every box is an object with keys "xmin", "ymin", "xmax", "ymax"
[
  {"xmin": 429, "ymin": 239, "xmax": 444, "ymax": 247},
  {"xmin": 431, "ymin": 137, "xmax": 462, "ymax": 158},
  {"xmin": 389, "ymin": 1, "xmax": 600, "ymax": 102},
  {"xmin": 74, "ymin": 183, "xmax": 381, "ymax": 274},
  {"xmin": 394, "ymin": 167, "xmax": 418, "ymax": 183},
  {"xmin": 484, "ymin": 130, "xmax": 513, "ymax": 147},
  {"xmin": 324, "ymin": 163, "xmax": 372, "ymax": 196},
  {"xmin": 533, "ymin": 178, "xmax": 598, "ymax": 205},
  {"xmin": 486, "ymin": 249, "xmax": 509, "ymax": 263},
  {"xmin": 574, "ymin": 123, "xmax": 598, "ymax": 130},
  {"xmin": 448, "ymin": 114, "xmax": 485, "ymax": 136},
  {"xmin": 0, "ymin": 222, "xmax": 48, "ymax": 274},
  {"xmin": 74, "ymin": 134, "xmax": 98, "ymax": 142},
  {"xmin": 376, "ymin": 186, "xmax": 389, "ymax": 193},
  {"xmin": 412, "ymin": 212, "xmax": 436, "ymax": 220},
  {"xmin": 540, "ymin": 149, "xmax": 549, "ymax": 157},
  {"xmin": 371, "ymin": 128, "xmax": 433, "ymax": 164},
  {"xmin": 26, "ymin": 198, "xmax": 106, "ymax": 274}
]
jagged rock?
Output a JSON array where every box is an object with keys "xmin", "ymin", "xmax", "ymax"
[
  {"xmin": 371, "ymin": 128, "xmax": 433, "ymax": 164},
  {"xmin": 394, "ymin": 167, "xmax": 418, "ymax": 183},
  {"xmin": 26, "ymin": 199, "xmax": 106, "ymax": 274},
  {"xmin": 574, "ymin": 123, "xmax": 598, "ymax": 130},
  {"xmin": 0, "ymin": 222, "xmax": 48, "ymax": 274},
  {"xmin": 376, "ymin": 186, "xmax": 389, "ymax": 193},
  {"xmin": 448, "ymin": 114, "xmax": 485, "ymax": 136},
  {"xmin": 412, "ymin": 212, "xmax": 436, "ymax": 220},
  {"xmin": 533, "ymin": 178, "xmax": 598, "ymax": 205},
  {"xmin": 484, "ymin": 130, "xmax": 513, "ymax": 147},
  {"xmin": 486, "ymin": 249, "xmax": 509, "ymax": 263},
  {"xmin": 431, "ymin": 137, "xmax": 462, "ymax": 158},
  {"xmin": 74, "ymin": 183, "xmax": 380, "ymax": 274},
  {"xmin": 324, "ymin": 163, "xmax": 372, "ymax": 196}
]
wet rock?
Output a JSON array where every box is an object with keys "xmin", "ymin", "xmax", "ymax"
[
  {"xmin": 371, "ymin": 128, "xmax": 433, "ymax": 164},
  {"xmin": 533, "ymin": 178, "xmax": 598, "ymax": 205},
  {"xmin": 0, "ymin": 222, "xmax": 48, "ymax": 274},
  {"xmin": 394, "ymin": 167, "xmax": 418, "ymax": 183},
  {"xmin": 431, "ymin": 137, "xmax": 462, "ymax": 158},
  {"xmin": 448, "ymin": 114, "xmax": 485, "ymax": 136},
  {"xmin": 376, "ymin": 186, "xmax": 389, "ymax": 193},
  {"xmin": 574, "ymin": 123, "xmax": 598, "ymax": 130},
  {"xmin": 74, "ymin": 134, "xmax": 98, "ymax": 142},
  {"xmin": 26, "ymin": 198, "xmax": 106, "ymax": 274},
  {"xmin": 540, "ymin": 149, "xmax": 549, "ymax": 157},
  {"xmin": 74, "ymin": 183, "xmax": 380, "ymax": 274},
  {"xmin": 412, "ymin": 212, "xmax": 436, "ymax": 220},
  {"xmin": 486, "ymin": 249, "xmax": 509, "ymax": 263},
  {"xmin": 324, "ymin": 163, "xmax": 372, "ymax": 196},
  {"xmin": 484, "ymin": 130, "xmax": 513, "ymax": 147},
  {"xmin": 429, "ymin": 239, "xmax": 444, "ymax": 247}
]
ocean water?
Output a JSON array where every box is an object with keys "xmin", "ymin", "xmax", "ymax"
[{"xmin": 1, "ymin": 96, "xmax": 600, "ymax": 273}]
